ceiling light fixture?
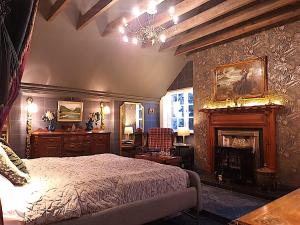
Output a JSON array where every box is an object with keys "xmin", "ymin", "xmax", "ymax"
[{"xmin": 118, "ymin": 1, "xmax": 178, "ymax": 46}]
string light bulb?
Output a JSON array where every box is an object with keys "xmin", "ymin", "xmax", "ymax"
[
  {"xmin": 147, "ymin": 0, "xmax": 157, "ymax": 14},
  {"xmin": 118, "ymin": 26, "xmax": 125, "ymax": 34},
  {"xmin": 159, "ymin": 34, "xmax": 166, "ymax": 43},
  {"xmin": 173, "ymin": 15, "xmax": 179, "ymax": 24},
  {"xmin": 132, "ymin": 6, "xmax": 140, "ymax": 17},
  {"xmin": 169, "ymin": 6, "xmax": 175, "ymax": 15},
  {"xmin": 122, "ymin": 18, "xmax": 128, "ymax": 26},
  {"xmin": 122, "ymin": 35, "xmax": 129, "ymax": 43},
  {"xmin": 132, "ymin": 37, "xmax": 138, "ymax": 45}
]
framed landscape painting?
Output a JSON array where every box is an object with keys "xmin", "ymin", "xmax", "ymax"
[
  {"xmin": 57, "ymin": 101, "xmax": 83, "ymax": 122},
  {"xmin": 214, "ymin": 57, "xmax": 267, "ymax": 101}
]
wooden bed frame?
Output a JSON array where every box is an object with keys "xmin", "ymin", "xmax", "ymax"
[{"xmin": 0, "ymin": 170, "xmax": 202, "ymax": 225}]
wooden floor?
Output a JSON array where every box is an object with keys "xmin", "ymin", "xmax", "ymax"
[{"xmin": 234, "ymin": 188, "xmax": 300, "ymax": 225}]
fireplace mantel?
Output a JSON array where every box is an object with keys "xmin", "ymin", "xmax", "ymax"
[{"xmin": 200, "ymin": 105, "xmax": 283, "ymax": 173}]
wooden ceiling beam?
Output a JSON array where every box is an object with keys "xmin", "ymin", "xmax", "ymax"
[
  {"xmin": 162, "ymin": 0, "xmax": 255, "ymax": 39},
  {"xmin": 161, "ymin": 0, "xmax": 299, "ymax": 50},
  {"xmin": 175, "ymin": 8, "xmax": 300, "ymax": 55},
  {"xmin": 77, "ymin": 0, "xmax": 119, "ymax": 30},
  {"xmin": 101, "ymin": 0, "xmax": 166, "ymax": 36},
  {"xmin": 47, "ymin": 0, "xmax": 70, "ymax": 21},
  {"xmin": 152, "ymin": 0, "xmax": 209, "ymax": 28}
]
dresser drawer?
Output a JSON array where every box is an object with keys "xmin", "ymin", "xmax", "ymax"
[
  {"xmin": 64, "ymin": 143, "xmax": 91, "ymax": 150},
  {"xmin": 64, "ymin": 135, "xmax": 91, "ymax": 143},
  {"xmin": 39, "ymin": 136, "xmax": 61, "ymax": 144},
  {"xmin": 93, "ymin": 133, "xmax": 110, "ymax": 141}
]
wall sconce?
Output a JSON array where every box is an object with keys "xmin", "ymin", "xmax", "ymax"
[
  {"xmin": 25, "ymin": 97, "xmax": 37, "ymax": 158},
  {"xmin": 100, "ymin": 102, "xmax": 111, "ymax": 130},
  {"xmin": 26, "ymin": 97, "xmax": 38, "ymax": 113},
  {"xmin": 103, "ymin": 105, "xmax": 111, "ymax": 115}
]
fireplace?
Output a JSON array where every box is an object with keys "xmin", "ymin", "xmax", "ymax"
[
  {"xmin": 215, "ymin": 128, "xmax": 263, "ymax": 183},
  {"xmin": 200, "ymin": 105, "xmax": 282, "ymax": 182}
]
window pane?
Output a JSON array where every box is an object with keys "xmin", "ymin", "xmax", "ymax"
[
  {"xmin": 178, "ymin": 118, "xmax": 184, "ymax": 128},
  {"xmin": 179, "ymin": 105, "xmax": 184, "ymax": 117},
  {"xmin": 171, "ymin": 118, "xmax": 177, "ymax": 130},
  {"xmin": 178, "ymin": 93, "xmax": 184, "ymax": 105},
  {"xmin": 171, "ymin": 105, "xmax": 177, "ymax": 117},
  {"xmin": 188, "ymin": 92, "xmax": 193, "ymax": 104},
  {"xmin": 189, "ymin": 118, "xmax": 194, "ymax": 130},
  {"xmin": 171, "ymin": 94, "xmax": 177, "ymax": 103},
  {"xmin": 139, "ymin": 110, "xmax": 142, "ymax": 118},
  {"xmin": 189, "ymin": 105, "xmax": 194, "ymax": 117},
  {"xmin": 138, "ymin": 120, "xmax": 142, "ymax": 128}
]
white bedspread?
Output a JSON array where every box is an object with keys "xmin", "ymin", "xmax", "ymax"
[{"xmin": 14, "ymin": 154, "xmax": 188, "ymax": 225}]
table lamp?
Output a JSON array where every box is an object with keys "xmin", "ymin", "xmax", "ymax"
[
  {"xmin": 124, "ymin": 126, "xmax": 133, "ymax": 140},
  {"xmin": 178, "ymin": 127, "xmax": 190, "ymax": 144}
]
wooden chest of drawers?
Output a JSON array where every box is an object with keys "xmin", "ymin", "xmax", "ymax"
[{"xmin": 31, "ymin": 130, "xmax": 110, "ymax": 158}]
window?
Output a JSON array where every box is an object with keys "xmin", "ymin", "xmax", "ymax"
[
  {"xmin": 161, "ymin": 88, "xmax": 194, "ymax": 132},
  {"xmin": 136, "ymin": 104, "xmax": 143, "ymax": 129}
]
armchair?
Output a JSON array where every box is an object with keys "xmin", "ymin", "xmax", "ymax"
[{"xmin": 140, "ymin": 128, "xmax": 176, "ymax": 155}]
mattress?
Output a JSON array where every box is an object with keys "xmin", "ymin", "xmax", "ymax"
[{"xmin": 3, "ymin": 154, "xmax": 189, "ymax": 225}]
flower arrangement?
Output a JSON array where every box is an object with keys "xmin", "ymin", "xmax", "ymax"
[
  {"xmin": 42, "ymin": 111, "xmax": 56, "ymax": 131},
  {"xmin": 86, "ymin": 112, "xmax": 101, "ymax": 131}
]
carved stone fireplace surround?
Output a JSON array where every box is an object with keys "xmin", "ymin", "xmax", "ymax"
[{"xmin": 200, "ymin": 105, "xmax": 283, "ymax": 173}]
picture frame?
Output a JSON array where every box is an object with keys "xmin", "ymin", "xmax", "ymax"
[
  {"xmin": 57, "ymin": 101, "xmax": 83, "ymax": 122},
  {"xmin": 214, "ymin": 57, "xmax": 267, "ymax": 101}
]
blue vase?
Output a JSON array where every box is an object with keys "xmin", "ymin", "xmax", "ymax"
[
  {"xmin": 86, "ymin": 121, "xmax": 93, "ymax": 132},
  {"xmin": 47, "ymin": 122, "xmax": 55, "ymax": 132}
]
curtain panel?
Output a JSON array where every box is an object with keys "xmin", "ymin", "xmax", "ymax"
[{"xmin": 0, "ymin": 0, "xmax": 39, "ymax": 131}]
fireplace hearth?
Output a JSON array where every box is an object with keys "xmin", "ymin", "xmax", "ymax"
[
  {"xmin": 200, "ymin": 105, "xmax": 282, "ymax": 185},
  {"xmin": 215, "ymin": 129, "xmax": 263, "ymax": 183}
]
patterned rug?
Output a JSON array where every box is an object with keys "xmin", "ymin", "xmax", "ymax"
[
  {"xmin": 147, "ymin": 183, "xmax": 269, "ymax": 225},
  {"xmin": 147, "ymin": 212, "xmax": 228, "ymax": 225}
]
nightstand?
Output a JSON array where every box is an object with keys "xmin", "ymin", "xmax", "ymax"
[
  {"xmin": 121, "ymin": 143, "xmax": 137, "ymax": 158},
  {"xmin": 173, "ymin": 143, "xmax": 194, "ymax": 170}
]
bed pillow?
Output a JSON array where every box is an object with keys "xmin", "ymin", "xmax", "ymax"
[
  {"xmin": 0, "ymin": 138, "xmax": 10, "ymax": 147},
  {"xmin": 0, "ymin": 174, "xmax": 25, "ymax": 223},
  {"xmin": 0, "ymin": 145, "xmax": 30, "ymax": 186},
  {"xmin": 0, "ymin": 142, "xmax": 29, "ymax": 174}
]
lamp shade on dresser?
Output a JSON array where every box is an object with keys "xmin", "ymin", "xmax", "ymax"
[{"xmin": 30, "ymin": 130, "xmax": 110, "ymax": 158}]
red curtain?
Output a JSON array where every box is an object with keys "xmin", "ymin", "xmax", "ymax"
[{"xmin": 0, "ymin": 0, "xmax": 39, "ymax": 131}]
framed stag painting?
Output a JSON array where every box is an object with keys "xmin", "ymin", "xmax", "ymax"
[{"xmin": 214, "ymin": 57, "xmax": 267, "ymax": 101}]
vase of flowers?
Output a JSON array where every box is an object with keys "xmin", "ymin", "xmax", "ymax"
[
  {"xmin": 86, "ymin": 112, "xmax": 101, "ymax": 132},
  {"xmin": 42, "ymin": 111, "xmax": 56, "ymax": 132}
]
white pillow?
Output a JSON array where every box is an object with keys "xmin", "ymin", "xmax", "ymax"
[{"xmin": 0, "ymin": 174, "xmax": 25, "ymax": 223}]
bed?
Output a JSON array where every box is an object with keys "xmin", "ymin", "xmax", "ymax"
[{"xmin": 0, "ymin": 154, "xmax": 202, "ymax": 225}]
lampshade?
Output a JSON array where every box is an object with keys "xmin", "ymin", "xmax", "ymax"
[
  {"xmin": 103, "ymin": 105, "xmax": 111, "ymax": 114},
  {"xmin": 178, "ymin": 127, "xmax": 190, "ymax": 137},
  {"xmin": 124, "ymin": 126, "xmax": 134, "ymax": 135},
  {"xmin": 26, "ymin": 97, "xmax": 38, "ymax": 113}
]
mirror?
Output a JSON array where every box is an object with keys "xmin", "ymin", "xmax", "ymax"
[{"xmin": 120, "ymin": 102, "xmax": 144, "ymax": 145}]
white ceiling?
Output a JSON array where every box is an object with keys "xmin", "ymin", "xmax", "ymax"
[{"xmin": 22, "ymin": 0, "xmax": 185, "ymax": 99}]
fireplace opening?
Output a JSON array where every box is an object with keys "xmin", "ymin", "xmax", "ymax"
[{"xmin": 215, "ymin": 128, "xmax": 263, "ymax": 183}]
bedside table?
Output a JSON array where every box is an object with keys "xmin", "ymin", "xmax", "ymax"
[
  {"xmin": 173, "ymin": 143, "xmax": 194, "ymax": 170},
  {"xmin": 121, "ymin": 143, "xmax": 137, "ymax": 158}
]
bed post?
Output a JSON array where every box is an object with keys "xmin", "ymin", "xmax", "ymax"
[{"xmin": 0, "ymin": 198, "xmax": 3, "ymax": 225}]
